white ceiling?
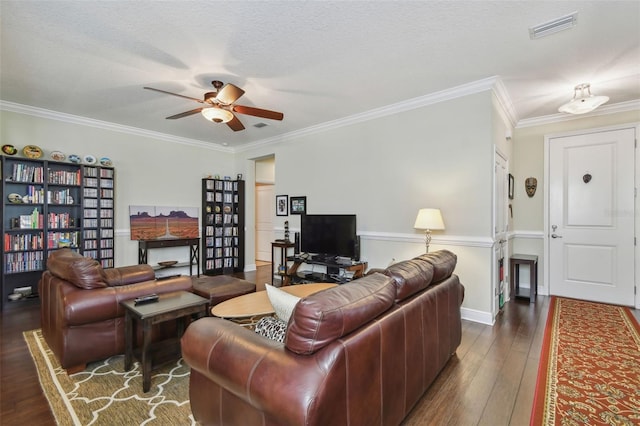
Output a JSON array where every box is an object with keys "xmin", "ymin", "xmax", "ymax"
[{"xmin": 1, "ymin": 1, "xmax": 639, "ymax": 149}]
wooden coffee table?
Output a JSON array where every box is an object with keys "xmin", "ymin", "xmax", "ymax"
[
  {"xmin": 211, "ymin": 283, "xmax": 337, "ymax": 326},
  {"xmin": 121, "ymin": 291, "xmax": 209, "ymax": 392}
]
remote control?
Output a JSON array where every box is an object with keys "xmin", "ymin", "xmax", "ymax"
[{"xmin": 134, "ymin": 294, "xmax": 159, "ymax": 305}]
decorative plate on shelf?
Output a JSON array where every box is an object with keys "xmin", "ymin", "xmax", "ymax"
[
  {"xmin": 84, "ymin": 155, "xmax": 97, "ymax": 165},
  {"xmin": 68, "ymin": 154, "xmax": 81, "ymax": 164},
  {"xmin": 2, "ymin": 144, "xmax": 17, "ymax": 155},
  {"xmin": 223, "ymin": 205, "xmax": 232, "ymax": 214},
  {"xmin": 100, "ymin": 157, "xmax": 113, "ymax": 166},
  {"xmin": 8, "ymin": 193, "xmax": 23, "ymax": 203},
  {"xmin": 22, "ymin": 145, "xmax": 43, "ymax": 159},
  {"xmin": 158, "ymin": 260, "xmax": 178, "ymax": 267},
  {"xmin": 50, "ymin": 151, "xmax": 66, "ymax": 161}
]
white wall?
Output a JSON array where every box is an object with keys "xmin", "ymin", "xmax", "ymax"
[
  {"xmin": 2, "ymin": 87, "xmax": 524, "ymax": 323},
  {"xmin": 255, "ymin": 156, "xmax": 275, "ymax": 183},
  {"xmin": 1, "ymin": 110, "xmax": 234, "ymax": 268},
  {"xmin": 236, "ymin": 91, "xmax": 500, "ymax": 323}
]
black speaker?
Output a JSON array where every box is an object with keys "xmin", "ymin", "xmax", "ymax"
[
  {"xmin": 294, "ymin": 232, "xmax": 300, "ymax": 254},
  {"xmin": 353, "ymin": 235, "xmax": 360, "ymax": 261}
]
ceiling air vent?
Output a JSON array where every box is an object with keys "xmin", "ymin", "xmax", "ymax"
[
  {"xmin": 529, "ymin": 12, "xmax": 578, "ymax": 39},
  {"xmin": 253, "ymin": 122, "xmax": 268, "ymax": 128}
]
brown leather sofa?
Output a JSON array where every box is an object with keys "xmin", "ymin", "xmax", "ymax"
[
  {"xmin": 181, "ymin": 250, "xmax": 464, "ymax": 425},
  {"xmin": 39, "ymin": 248, "xmax": 192, "ymax": 372}
]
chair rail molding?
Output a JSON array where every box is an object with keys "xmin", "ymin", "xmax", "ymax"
[{"xmin": 511, "ymin": 230, "xmax": 545, "ymax": 240}]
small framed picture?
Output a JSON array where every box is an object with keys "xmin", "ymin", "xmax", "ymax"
[
  {"xmin": 508, "ymin": 174, "xmax": 514, "ymax": 199},
  {"xmin": 276, "ymin": 195, "xmax": 288, "ymax": 216},
  {"xmin": 290, "ymin": 196, "xmax": 307, "ymax": 215}
]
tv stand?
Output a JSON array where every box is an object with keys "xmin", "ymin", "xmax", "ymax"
[{"xmin": 280, "ymin": 255, "xmax": 367, "ymax": 286}]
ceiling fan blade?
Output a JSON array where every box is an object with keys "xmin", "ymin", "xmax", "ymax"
[
  {"xmin": 216, "ymin": 83, "xmax": 245, "ymax": 105},
  {"xmin": 166, "ymin": 108, "xmax": 203, "ymax": 119},
  {"xmin": 144, "ymin": 87, "xmax": 204, "ymax": 103},
  {"xmin": 233, "ymin": 105, "xmax": 284, "ymax": 121},
  {"xmin": 226, "ymin": 114, "xmax": 245, "ymax": 131}
]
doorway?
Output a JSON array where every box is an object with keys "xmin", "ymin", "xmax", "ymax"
[
  {"xmin": 493, "ymin": 148, "xmax": 509, "ymax": 318},
  {"xmin": 255, "ymin": 184, "xmax": 274, "ymax": 262},
  {"xmin": 255, "ymin": 156, "xmax": 276, "ymax": 263},
  {"xmin": 545, "ymin": 126, "xmax": 635, "ymax": 306}
]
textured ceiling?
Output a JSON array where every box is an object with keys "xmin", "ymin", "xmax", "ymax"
[{"xmin": 1, "ymin": 1, "xmax": 639, "ymax": 149}]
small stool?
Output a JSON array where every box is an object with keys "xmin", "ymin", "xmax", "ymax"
[
  {"xmin": 191, "ymin": 275, "xmax": 256, "ymax": 313},
  {"xmin": 510, "ymin": 254, "xmax": 538, "ymax": 303}
]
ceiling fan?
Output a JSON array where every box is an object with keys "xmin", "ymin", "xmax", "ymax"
[{"xmin": 144, "ymin": 80, "xmax": 284, "ymax": 131}]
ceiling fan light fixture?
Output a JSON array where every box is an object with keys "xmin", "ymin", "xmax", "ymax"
[
  {"xmin": 558, "ymin": 83, "xmax": 609, "ymax": 115},
  {"xmin": 201, "ymin": 107, "xmax": 234, "ymax": 123}
]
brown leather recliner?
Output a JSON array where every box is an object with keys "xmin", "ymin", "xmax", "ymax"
[{"xmin": 39, "ymin": 248, "xmax": 192, "ymax": 372}]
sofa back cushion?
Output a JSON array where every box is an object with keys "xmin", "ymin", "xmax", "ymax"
[
  {"xmin": 384, "ymin": 259, "xmax": 435, "ymax": 302},
  {"xmin": 414, "ymin": 250, "xmax": 457, "ymax": 283},
  {"xmin": 102, "ymin": 265, "xmax": 155, "ymax": 286},
  {"xmin": 286, "ymin": 273, "xmax": 395, "ymax": 355},
  {"xmin": 46, "ymin": 248, "xmax": 107, "ymax": 289}
]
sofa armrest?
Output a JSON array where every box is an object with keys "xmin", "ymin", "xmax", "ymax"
[{"xmin": 182, "ymin": 317, "xmax": 341, "ymax": 425}]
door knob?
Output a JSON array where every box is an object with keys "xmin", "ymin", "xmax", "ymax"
[{"xmin": 551, "ymin": 233, "xmax": 563, "ymax": 239}]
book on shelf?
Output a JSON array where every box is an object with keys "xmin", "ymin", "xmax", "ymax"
[{"xmin": 10, "ymin": 163, "xmax": 44, "ymax": 183}]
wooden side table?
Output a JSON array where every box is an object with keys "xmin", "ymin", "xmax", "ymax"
[
  {"xmin": 271, "ymin": 241, "xmax": 295, "ymax": 286},
  {"xmin": 510, "ymin": 254, "xmax": 538, "ymax": 303},
  {"xmin": 121, "ymin": 291, "xmax": 208, "ymax": 392}
]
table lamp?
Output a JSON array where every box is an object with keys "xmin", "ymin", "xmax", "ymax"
[{"xmin": 414, "ymin": 208, "xmax": 445, "ymax": 253}]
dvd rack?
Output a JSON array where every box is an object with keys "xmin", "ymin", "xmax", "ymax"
[{"xmin": 201, "ymin": 178, "xmax": 244, "ymax": 275}]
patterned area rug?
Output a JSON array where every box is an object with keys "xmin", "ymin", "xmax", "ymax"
[
  {"xmin": 23, "ymin": 329, "xmax": 195, "ymax": 426},
  {"xmin": 531, "ymin": 297, "xmax": 640, "ymax": 425}
]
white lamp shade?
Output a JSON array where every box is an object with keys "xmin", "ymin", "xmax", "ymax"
[
  {"xmin": 201, "ymin": 107, "xmax": 234, "ymax": 123},
  {"xmin": 414, "ymin": 208, "xmax": 445, "ymax": 231}
]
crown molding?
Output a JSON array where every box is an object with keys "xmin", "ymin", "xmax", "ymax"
[
  {"xmin": 0, "ymin": 100, "xmax": 234, "ymax": 153},
  {"xmin": 490, "ymin": 78, "xmax": 518, "ymax": 127},
  {"xmin": 237, "ymin": 76, "xmax": 506, "ymax": 153},
  {"xmin": 9, "ymin": 83, "xmax": 632, "ymax": 154},
  {"xmin": 516, "ymin": 99, "xmax": 640, "ymax": 128}
]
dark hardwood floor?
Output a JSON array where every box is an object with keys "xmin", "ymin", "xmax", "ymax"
[{"xmin": 1, "ymin": 265, "xmax": 549, "ymax": 425}]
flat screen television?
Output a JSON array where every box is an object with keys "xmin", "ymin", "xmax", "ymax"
[{"xmin": 300, "ymin": 214, "xmax": 358, "ymax": 260}]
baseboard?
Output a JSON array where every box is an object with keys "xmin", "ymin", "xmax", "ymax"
[{"xmin": 461, "ymin": 307, "xmax": 494, "ymax": 325}]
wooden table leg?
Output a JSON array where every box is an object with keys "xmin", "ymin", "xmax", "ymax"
[
  {"xmin": 124, "ymin": 310, "xmax": 133, "ymax": 371},
  {"xmin": 530, "ymin": 260, "xmax": 537, "ymax": 303},
  {"xmin": 141, "ymin": 319, "xmax": 152, "ymax": 392}
]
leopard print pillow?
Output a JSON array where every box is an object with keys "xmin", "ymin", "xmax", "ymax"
[{"xmin": 254, "ymin": 316, "xmax": 288, "ymax": 343}]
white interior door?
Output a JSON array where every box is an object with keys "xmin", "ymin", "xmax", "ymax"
[
  {"xmin": 548, "ymin": 127, "xmax": 635, "ymax": 306},
  {"xmin": 255, "ymin": 184, "xmax": 274, "ymax": 262}
]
